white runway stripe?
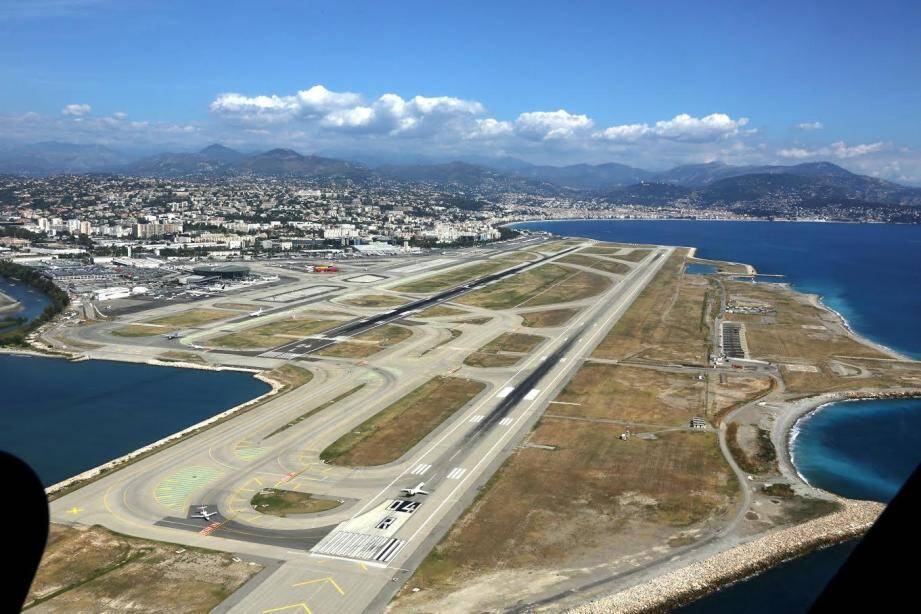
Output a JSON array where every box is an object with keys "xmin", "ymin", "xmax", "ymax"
[
  {"xmin": 410, "ymin": 463, "xmax": 431, "ymax": 475},
  {"xmin": 469, "ymin": 415, "xmax": 485, "ymax": 423},
  {"xmin": 524, "ymin": 388, "xmax": 541, "ymax": 401},
  {"xmin": 496, "ymin": 386, "xmax": 514, "ymax": 398},
  {"xmin": 446, "ymin": 467, "xmax": 467, "ymax": 480},
  {"xmin": 499, "ymin": 417, "xmax": 513, "ymax": 426}
]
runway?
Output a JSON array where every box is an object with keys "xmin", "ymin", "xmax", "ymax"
[{"xmin": 47, "ymin": 238, "xmax": 670, "ymax": 613}]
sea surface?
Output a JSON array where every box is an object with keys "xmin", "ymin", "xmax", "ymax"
[
  {"xmin": 515, "ymin": 219, "xmax": 921, "ymax": 611},
  {"xmin": 0, "ymin": 276, "xmax": 52, "ymax": 329},
  {"xmin": 514, "ymin": 220, "xmax": 921, "ymax": 359},
  {"xmin": 0, "ymin": 353, "xmax": 270, "ymax": 486}
]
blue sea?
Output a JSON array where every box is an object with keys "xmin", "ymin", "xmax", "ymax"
[
  {"xmin": 0, "ymin": 353, "xmax": 270, "ymax": 486},
  {"xmin": 0, "ymin": 276, "xmax": 52, "ymax": 330},
  {"xmin": 515, "ymin": 220, "xmax": 921, "ymax": 611}
]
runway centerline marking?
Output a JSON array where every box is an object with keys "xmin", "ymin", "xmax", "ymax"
[{"xmin": 347, "ymin": 247, "xmax": 670, "ymax": 521}]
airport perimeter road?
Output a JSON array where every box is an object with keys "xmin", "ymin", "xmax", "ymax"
[{"xmin": 48, "ymin": 243, "xmax": 671, "ymax": 614}]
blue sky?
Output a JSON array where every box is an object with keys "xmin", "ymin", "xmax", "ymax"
[{"xmin": 1, "ymin": 0, "xmax": 920, "ymax": 180}]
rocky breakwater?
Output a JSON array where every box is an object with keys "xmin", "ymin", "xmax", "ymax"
[{"xmin": 567, "ymin": 498, "xmax": 883, "ymax": 614}]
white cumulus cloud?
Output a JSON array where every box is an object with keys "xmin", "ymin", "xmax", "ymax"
[
  {"xmin": 777, "ymin": 140, "xmax": 887, "ymax": 160},
  {"xmin": 796, "ymin": 121, "xmax": 824, "ymax": 130},
  {"xmin": 515, "ymin": 109, "xmax": 593, "ymax": 140},
  {"xmin": 62, "ymin": 103, "xmax": 91, "ymax": 117},
  {"xmin": 594, "ymin": 113, "xmax": 749, "ymax": 143}
]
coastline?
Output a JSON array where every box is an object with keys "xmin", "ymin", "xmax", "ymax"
[
  {"xmin": 567, "ymin": 498, "xmax": 883, "ymax": 614},
  {"xmin": 34, "ymin": 357, "xmax": 288, "ymax": 500}
]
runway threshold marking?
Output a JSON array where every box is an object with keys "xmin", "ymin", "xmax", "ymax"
[
  {"xmin": 446, "ymin": 467, "xmax": 467, "ymax": 480},
  {"xmin": 523, "ymin": 388, "xmax": 541, "ymax": 401},
  {"xmin": 410, "ymin": 463, "xmax": 431, "ymax": 475},
  {"xmin": 400, "ymin": 248, "xmax": 672, "ymax": 549},
  {"xmin": 291, "ymin": 576, "xmax": 345, "ymax": 595},
  {"xmin": 499, "ymin": 417, "xmax": 513, "ymax": 426},
  {"xmin": 346, "ymin": 248, "xmax": 671, "ymax": 524}
]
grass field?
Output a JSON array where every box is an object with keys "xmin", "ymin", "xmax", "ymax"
[
  {"xmin": 158, "ymin": 351, "xmax": 208, "ymax": 365},
  {"xmin": 148, "ymin": 308, "xmax": 234, "ymax": 327},
  {"xmin": 493, "ymin": 251, "xmax": 540, "ymax": 263},
  {"xmin": 559, "ymin": 253, "xmax": 631, "ymax": 275},
  {"xmin": 404, "ymin": 424, "xmax": 736, "ymax": 600},
  {"xmin": 463, "ymin": 331, "xmax": 545, "ymax": 368},
  {"xmin": 250, "ymin": 489, "xmax": 342, "ymax": 517},
  {"xmin": 457, "ymin": 264, "xmax": 609, "ymax": 310},
  {"xmin": 581, "ymin": 246, "xmax": 623, "ymax": 256},
  {"xmin": 111, "ymin": 323, "xmax": 167, "ymax": 337},
  {"xmin": 519, "ymin": 308, "xmax": 580, "ymax": 328},
  {"xmin": 26, "ymin": 524, "xmax": 259, "ymax": 612},
  {"xmin": 340, "ymin": 294, "xmax": 409, "ymax": 308},
  {"xmin": 524, "ymin": 239, "xmax": 584, "ymax": 254},
  {"xmin": 462, "ymin": 352, "xmax": 525, "ymax": 368},
  {"xmin": 613, "ymin": 248, "xmax": 652, "ymax": 263},
  {"xmin": 417, "ymin": 304, "xmax": 468, "ymax": 318},
  {"xmin": 265, "ymin": 364, "xmax": 313, "ymax": 390},
  {"xmin": 395, "ymin": 260, "xmax": 514, "ymax": 293},
  {"xmin": 481, "ymin": 332, "xmax": 545, "ymax": 353},
  {"xmin": 553, "ymin": 363, "xmax": 706, "ymax": 425},
  {"xmin": 320, "ymin": 376, "xmax": 485, "ymax": 466},
  {"xmin": 591, "ymin": 250, "xmax": 690, "ymax": 361},
  {"xmin": 208, "ymin": 315, "xmax": 341, "ymax": 349},
  {"xmin": 314, "ymin": 323, "xmax": 411, "ymax": 358}
]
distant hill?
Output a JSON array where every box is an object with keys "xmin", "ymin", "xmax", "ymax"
[
  {"xmin": 606, "ymin": 166, "xmax": 921, "ymax": 208},
  {"xmin": 124, "ymin": 145, "xmax": 368, "ymax": 178},
  {"xmin": 2, "ymin": 142, "xmax": 918, "ymax": 207},
  {"xmin": 375, "ymin": 161, "xmax": 514, "ymax": 185},
  {"xmin": 515, "ymin": 162, "xmax": 652, "ymax": 189},
  {"xmin": 0, "ymin": 142, "xmax": 129, "ymax": 174}
]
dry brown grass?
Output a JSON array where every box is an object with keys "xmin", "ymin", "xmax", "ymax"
[
  {"xmin": 265, "ymin": 364, "xmax": 314, "ymax": 389},
  {"xmin": 314, "ymin": 323, "xmax": 411, "ymax": 358},
  {"xmin": 456, "ymin": 263, "xmax": 575, "ymax": 309},
  {"xmin": 251, "ymin": 489, "xmax": 342, "ymax": 516},
  {"xmin": 417, "ymin": 304, "xmax": 468, "ymax": 318},
  {"xmin": 148, "ymin": 308, "xmax": 234, "ymax": 327},
  {"xmin": 479, "ymin": 332, "xmax": 545, "ymax": 353},
  {"xmin": 26, "ymin": 524, "xmax": 258, "ymax": 612},
  {"xmin": 395, "ymin": 261, "xmax": 513, "ymax": 293},
  {"xmin": 340, "ymin": 294, "xmax": 409, "ymax": 308},
  {"xmin": 158, "ymin": 351, "xmax": 208, "ymax": 365},
  {"xmin": 463, "ymin": 332, "xmax": 544, "ymax": 368},
  {"xmin": 519, "ymin": 307, "xmax": 580, "ymax": 328},
  {"xmin": 407, "ymin": 425, "xmax": 735, "ymax": 594},
  {"xmin": 592, "ymin": 250, "xmax": 708, "ymax": 363},
  {"xmin": 208, "ymin": 315, "xmax": 341, "ymax": 349},
  {"xmin": 321, "ymin": 376, "xmax": 485, "ymax": 466},
  {"xmin": 553, "ymin": 363, "xmax": 706, "ymax": 425},
  {"xmin": 558, "ymin": 253, "xmax": 631, "ymax": 275},
  {"xmin": 110, "ymin": 324, "xmax": 167, "ymax": 337},
  {"xmin": 614, "ymin": 248, "xmax": 652, "ymax": 262},
  {"xmin": 462, "ymin": 352, "xmax": 524, "ymax": 368},
  {"xmin": 635, "ymin": 275, "xmax": 716, "ymax": 366}
]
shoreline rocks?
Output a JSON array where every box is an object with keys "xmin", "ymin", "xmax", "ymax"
[{"xmin": 567, "ymin": 499, "xmax": 883, "ymax": 614}]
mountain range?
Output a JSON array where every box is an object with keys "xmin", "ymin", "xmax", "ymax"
[{"xmin": 1, "ymin": 142, "xmax": 919, "ymax": 207}]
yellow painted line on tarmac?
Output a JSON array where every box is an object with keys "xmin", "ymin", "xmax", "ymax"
[
  {"xmin": 292, "ymin": 576, "xmax": 345, "ymax": 596},
  {"xmin": 262, "ymin": 603, "xmax": 311, "ymax": 614}
]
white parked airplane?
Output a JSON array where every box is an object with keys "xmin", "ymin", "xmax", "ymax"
[
  {"xmin": 249, "ymin": 308, "xmax": 263, "ymax": 317},
  {"xmin": 400, "ymin": 482, "xmax": 430, "ymax": 497},
  {"xmin": 191, "ymin": 505, "xmax": 218, "ymax": 521},
  {"xmin": 165, "ymin": 330, "xmax": 181, "ymax": 340}
]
